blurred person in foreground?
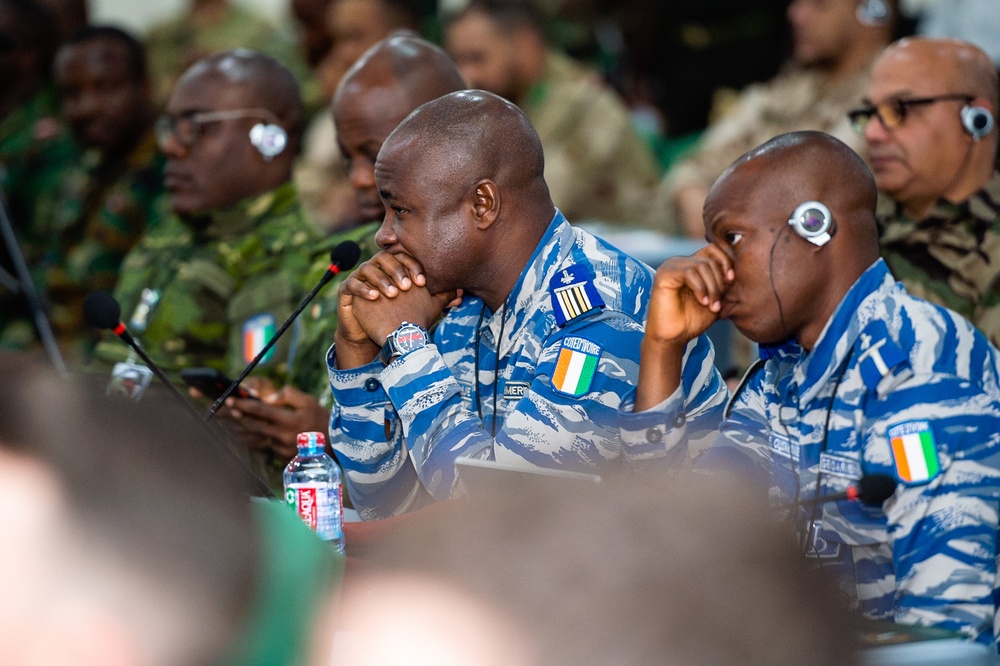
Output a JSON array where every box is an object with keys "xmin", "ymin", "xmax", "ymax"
[
  {"xmin": 849, "ymin": 38, "xmax": 1000, "ymax": 345},
  {"xmin": 620, "ymin": 131, "xmax": 1000, "ymax": 646},
  {"xmin": 221, "ymin": 34, "xmax": 465, "ymax": 465},
  {"xmin": 329, "ymin": 90, "xmax": 725, "ymax": 519},
  {"xmin": 311, "ymin": 477, "xmax": 859, "ymax": 666},
  {"xmin": 656, "ymin": 0, "xmax": 896, "ymax": 237},
  {"xmin": 0, "ymin": 355, "xmax": 257, "ymax": 666},
  {"xmin": 443, "ymin": 0, "xmax": 659, "ymax": 226}
]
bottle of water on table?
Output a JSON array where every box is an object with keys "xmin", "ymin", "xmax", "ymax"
[{"xmin": 283, "ymin": 431, "xmax": 345, "ymax": 555}]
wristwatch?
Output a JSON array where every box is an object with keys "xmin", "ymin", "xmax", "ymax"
[{"xmin": 379, "ymin": 322, "xmax": 429, "ymax": 365}]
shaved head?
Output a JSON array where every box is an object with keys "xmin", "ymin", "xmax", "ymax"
[
  {"xmin": 180, "ymin": 49, "xmax": 305, "ymax": 142},
  {"xmin": 335, "ymin": 32, "xmax": 466, "ymax": 123},
  {"xmin": 877, "ymin": 38, "xmax": 998, "ymax": 110},
  {"xmin": 382, "ymin": 89, "xmax": 548, "ymax": 201}
]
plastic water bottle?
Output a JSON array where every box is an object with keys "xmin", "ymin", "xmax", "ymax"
[{"xmin": 283, "ymin": 431, "xmax": 345, "ymax": 555}]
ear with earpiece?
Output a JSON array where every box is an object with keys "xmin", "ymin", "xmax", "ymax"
[
  {"xmin": 248, "ymin": 123, "xmax": 288, "ymax": 160},
  {"xmin": 856, "ymin": 0, "xmax": 891, "ymax": 26},
  {"xmin": 961, "ymin": 104, "xmax": 995, "ymax": 141},
  {"xmin": 788, "ymin": 201, "xmax": 834, "ymax": 247}
]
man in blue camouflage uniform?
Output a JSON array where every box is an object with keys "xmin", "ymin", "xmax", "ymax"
[
  {"xmin": 218, "ymin": 34, "xmax": 466, "ymax": 462},
  {"xmin": 329, "ymin": 90, "xmax": 725, "ymax": 519},
  {"xmin": 620, "ymin": 131, "xmax": 1000, "ymax": 646}
]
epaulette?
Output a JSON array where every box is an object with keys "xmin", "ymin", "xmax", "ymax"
[
  {"xmin": 549, "ymin": 264, "xmax": 605, "ymax": 327},
  {"xmin": 857, "ymin": 321, "xmax": 912, "ymax": 398}
]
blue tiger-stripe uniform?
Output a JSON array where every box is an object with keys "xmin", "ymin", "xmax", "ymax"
[
  {"xmin": 619, "ymin": 258, "xmax": 1000, "ymax": 646},
  {"xmin": 328, "ymin": 211, "xmax": 727, "ymax": 519}
]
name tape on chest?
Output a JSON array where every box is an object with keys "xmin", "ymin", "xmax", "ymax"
[
  {"xmin": 551, "ymin": 337, "xmax": 602, "ymax": 397},
  {"xmin": 549, "ymin": 265, "xmax": 605, "ymax": 327}
]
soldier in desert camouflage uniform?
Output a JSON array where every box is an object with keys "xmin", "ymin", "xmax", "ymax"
[
  {"xmin": 444, "ymin": 0, "xmax": 659, "ymax": 226},
  {"xmin": 622, "ymin": 132, "xmax": 1000, "ymax": 646},
  {"xmin": 851, "ymin": 38, "xmax": 1000, "ymax": 346}
]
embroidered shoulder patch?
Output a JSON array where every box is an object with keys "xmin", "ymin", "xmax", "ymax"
[
  {"xmin": 549, "ymin": 265, "xmax": 605, "ymax": 327},
  {"xmin": 887, "ymin": 421, "xmax": 940, "ymax": 485},
  {"xmin": 551, "ymin": 337, "xmax": 602, "ymax": 397},
  {"xmin": 243, "ymin": 313, "xmax": 276, "ymax": 363}
]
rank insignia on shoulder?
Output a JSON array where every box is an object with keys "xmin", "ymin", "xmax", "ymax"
[
  {"xmin": 887, "ymin": 421, "xmax": 940, "ymax": 485},
  {"xmin": 551, "ymin": 337, "xmax": 602, "ymax": 397},
  {"xmin": 858, "ymin": 328, "xmax": 911, "ymax": 397},
  {"xmin": 243, "ymin": 313, "xmax": 276, "ymax": 364},
  {"xmin": 549, "ymin": 265, "xmax": 605, "ymax": 327}
]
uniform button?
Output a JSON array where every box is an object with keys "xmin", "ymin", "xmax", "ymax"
[
  {"xmin": 364, "ymin": 378, "xmax": 381, "ymax": 392},
  {"xmin": 673, "ymin": 414, "xmax": 686, "ymax": 428},
  {"xmin": 645, "ymin": 428, "xmax": 662, "ymax": 443}
]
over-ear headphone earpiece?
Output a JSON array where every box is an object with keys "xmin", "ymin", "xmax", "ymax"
[
  {"xmin": 788, "ymin": 201, "xmax": 834, "ymax": 247},
  {"xmin": 249, "ymin": 123, "xmax": 288, "ymax": 160},
  {"xmin": 960, "ymin": 104, "xmax": 995, "ymax": 141},
  {"xmin": 856, "ymin": 0, "xmax": 890, "ymax": 26}
]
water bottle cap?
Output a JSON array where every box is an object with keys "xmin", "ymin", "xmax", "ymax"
[{"xmin": 296, "ymin": 431, "xmax": 325, "ymax": 450}]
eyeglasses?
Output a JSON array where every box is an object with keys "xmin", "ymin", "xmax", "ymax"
[
  {"xmin": 848, "ymin": 94, "xmax": 973, "ymax": 135},
  {"xmin": 155, "ymin": 108, "xmax": 280, "ymax": 150}
]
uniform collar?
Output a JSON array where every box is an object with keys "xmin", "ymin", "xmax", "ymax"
[
  {"xmin": 794, "ymin": 259, "xmax": 896, "ymax": 403},
  {"xmin": 479, "ymin": 210, "xmax": 570, "ymax": 355},
  {"xmin": 180, "ymin": 181, "xmax": 298, "ymax": 241},
  {"xmin": 879, "ymin": 170, "xmax": 1000, "ymax": 242}
]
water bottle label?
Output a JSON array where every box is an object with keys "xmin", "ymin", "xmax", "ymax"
[{"xmin": 286, "ymin": 483, "xmax": 343, "ymax": 541}]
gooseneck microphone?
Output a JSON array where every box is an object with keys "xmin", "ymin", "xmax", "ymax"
[
  {"xmin": 84, "ymin": 291, "xmax": 273, "ymax": 497},
  {"xmin": 783, "ymin": 473, "xmax": 897, "ymax": 510},
  {"xmin": 207, "ymin": 240, "xmax": 362, "ymax": 418}
]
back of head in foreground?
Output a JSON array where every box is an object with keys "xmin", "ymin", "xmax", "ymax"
[
  {"xmin": 704, "ymin": 130, "xmax": 880, "ymax": 349},
  {"xmin": 0, "ymin": 356, "xmax": 258, "ymax": 666},
  {"xmin": 322, "ymin": 477, "xmax": 859, "ymax": 666}
]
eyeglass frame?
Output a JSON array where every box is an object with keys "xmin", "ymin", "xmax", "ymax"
[
  {"xmin": 847, "ymin": 93, "xmax": 974, "ymax": 136},
  {"xmin": 154, "ymin": 108, "xmax": 282, "ymax": 150}
]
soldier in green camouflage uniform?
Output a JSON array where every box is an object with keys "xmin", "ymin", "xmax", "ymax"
[
  {"xmin": 444, "ymin": 2, "xmax": 659, "ymax": 226},
  {"xmin": 30, "ymin": 27, "xmax": 166, "ymax": 359},
  {"xmin": 220, "ymin": 35, "xmax": 466, "ymax": 469},
  {"xmin": 0, "ymin": 0, "xmax": 79, "ymax": 348},
  {"xmin": 853, "ymin": 39, "xmax": 1000, "ymax": 346}
]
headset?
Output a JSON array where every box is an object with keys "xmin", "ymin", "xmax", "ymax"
[
  {"xmin": 248, "ymin": 122, "xmax": 288, "ymax": 160},
  {"xmin": 856, "ymin": 0, "xmax": 891, "ymax": 27},
  {"xmin": 787, "ymin": 201, "xmax": 834, "ymax": 247},
  {"xmin": 960, "ymin": 104, "xmax": 995, "ymax": 141}
]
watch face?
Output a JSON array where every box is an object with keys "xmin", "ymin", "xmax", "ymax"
[{"xmin": 394, "ymin": 323, "xmax": 428, "ymax": 354}]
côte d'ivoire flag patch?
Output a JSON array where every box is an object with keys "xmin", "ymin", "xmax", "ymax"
[
  {"xmin": 888, "ymin": 421, "xmax": 941, "ymax": 484},
  {"xmin": 243, "ymin": 313, "xmax": 276, "ymax": 364},
  {"xmin": 551, "ymin": 337, "xmax": 602, "ymax": 397}
]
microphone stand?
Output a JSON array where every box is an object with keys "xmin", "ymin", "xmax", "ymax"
[{"xmin": 0, "ymin": 187, "xmax": 68, "ymax": 377}]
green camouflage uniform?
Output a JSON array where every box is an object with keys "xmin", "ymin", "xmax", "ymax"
[
  {"xmin": 146, "ymin": 4, "xmax": 309, "ymax": 104},
  {"xmin": 0, "ymin": 87, "xmax": 80, "ymax": 348},
  {"xmin": 32, "ymin": 129, "xmax": 165, "ymax": 357},
  {"xmin": 93, "ymin": 181, "xmax": 319, "ymax": 382},
  {"xmin": 287, "ymin": 220, "xmax": 380, "ymax": 406},
  {"xmin": 878, "ymin": 171, "xmax": 1000, "ymax": 347},
  {"xmin": 522, "ymin": 51, "xmax": 659, "ymax": 226}
]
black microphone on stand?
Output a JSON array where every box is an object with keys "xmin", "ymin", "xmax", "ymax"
[
  {"xmin": 84, "ymin": 291, "xmax": 274, "ymax": 497},
  {"xmin": 206, "ymin": 240, "xmax": 362, "ymax": 418},
  {"xmin": 783, "ymin": 474, "xmax": 897, "ymax": 509}
]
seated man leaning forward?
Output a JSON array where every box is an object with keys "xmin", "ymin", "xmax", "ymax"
[
  {"xmin": 620, "ymin": 130, "xmax": 1000, "ymax": 645},
  {"xmin": 330, "ymin": 90, "xmax": 726, "ymax": 519}
]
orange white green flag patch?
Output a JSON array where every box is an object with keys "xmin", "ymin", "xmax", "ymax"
[
  {"xmin": 888, "ymin": 421, "xmax": 940, "ymax": 484},
  {"xmin": 551, "ymin": 337, "xmax": 602, "ymax": 397}
]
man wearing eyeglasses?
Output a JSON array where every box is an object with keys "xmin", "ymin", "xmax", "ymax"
[
  {"xmin": 848, "ymin": 38, "xmax": 1000, "ymax": 346},
  {"xmin": 93, "ymin": 50, "xmax": 318, "ymax": 420}
]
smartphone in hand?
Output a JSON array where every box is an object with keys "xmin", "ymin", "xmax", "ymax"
[{"xmin": 180, "ymin": 367, "xmax": 257, "ymax": 401}]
